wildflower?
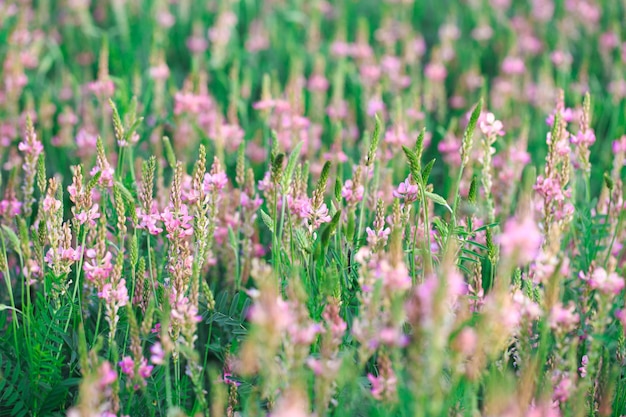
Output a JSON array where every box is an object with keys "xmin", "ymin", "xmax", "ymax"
[
  {"xmin": 161, "ymin": 204, "xmax": 194, "ymax": 239},
  {"xmin": 377, "ymin": 259, "xmax": 411, "ymax": 292},
  {"xmin": 586, "ymin": 267, "xmax": 624, "ymax": 295},
  {"xmin": 367, "ymin": 355, "xmax": 397, "ymax": 401},
  {"xmin": 393, "ymin": 175, "xmax": 419, "ymax": 204},
  {"xmin": 98, "ymin": 361, "xmax": 118, "ymax": 389},
  {"xmin": 42, "ymin": 195, "xmax": 62, "ymax": 212},
  {"xmin": 307, "ymin": 74, "xmax": 329, "ymax": 92},
  {"xmin": 150, "ymin": 342, "xmax": 166, "ymax": 365},
  {"xmin": 578, "ymin": 355, "xmax": 588, "ymax": 378},
  {"xmin": 75, "ymin": 203, "xmax": 100, "ymax": 226},
  {"xmin": 98, "ymin": 279, "xmax": 129, "ymax": 306},
  {"xmin": 119, "ymin": 356, "xmax": 135, "ymax": 378},
  {"xmin": 149, "ymin": 63, "xmax": 170, "ymax": 80},
  {"xmin": 366, "ymin": 226, "xmax": 391, "ymax": 248},
  {"xmin": 138, "ymin": 358, "xmax": 153, "ymax": 380},
  {"xmin": 424, "ymin": 62, "xmax": 447, "ymax": 82},
  {"xmin": 341, "ymin": 179, "xmax": 364, "ymax": 204},
  {"xmin": 84, "ymin": 250, "xmax": 114, "ymax": 284},
  {"xmin": 307, "ymin": 202, "xmax": 332, "ymax": 231},
  {"xmin": 502, "ymin": 56, "xmax": 525, "ymax": 75},
  {"xmin": 548, "ymin": 302, "xmax": 579, "ymax": 332},
  {"xmin": 136, "ymin": 204, "xmax": 163, "ymax": 235},
  {"xmin": 203, "ymin": 171, "xmax": 228, "ymax": 193},
  {"xmin": 479, "ymin": 112, "xmax": 505, "ymax": 137},
  {"xmin": 499, "ymin": 216, "xmax": 542, "ymax": 265},
  {"xmin": 452, "ymin": 328, "xmax": 478, "ymax": 356}
]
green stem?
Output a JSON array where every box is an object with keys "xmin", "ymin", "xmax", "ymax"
[
  {"xmin": 418, "ymin": 182, "xmax": 434, "ymax": 275},
  {"xmin": 147, "ymin": 235, "xmax": 159, "ymax": 306},
  {"xmin": 605, "ymin": 209, "xmax": 624, "ymax": 266},
  {"xmin": 355, "ymin": 164, "xmax": 371, "ymax": 249},
  {"xmin": 1, "ymin": 236, "xmax": 20, "ymax": 361},
  {"xmin": 63, "ymin": 229, "xmax": 86, "ymax": 334},
  {"xmin": 93, "ymin": 303, "xmax": 103, "ymax": 344}
]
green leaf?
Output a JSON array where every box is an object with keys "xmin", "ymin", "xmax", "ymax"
[
  {"xmin": 425, "ymin": 191, "xmax": 452, "ymax": 213},
  {"xmin": 321, "ymin": 210, "xmax": 342, "ymax": 251},
  {"xmin": 282, "ymin": 140, "xmax": 303, "ymax": 189},
  {"xmin": 401, "ymin": 145, "xmax": 422, "ymax": 185},
  {"xmin": 1, "ymin": 226, "xmax": 21, "ymax": 258},
  {"xmin": 260, "ymin": 209, "xmax": 274, "ymax": 231},
  {"xmin": 421, "ymin": 158, "xmax": 435, "ymax": 184},
  {"xmin": 162, "ymin": 136, "xmax": 177, "ymax": 169}
]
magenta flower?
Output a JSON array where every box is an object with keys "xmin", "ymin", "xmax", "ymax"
[
  {"xmin": 98, "ymin": 361, "xmax": 118, "ymax": 389},
  {"xmin": 341, "ymin": 180, "xmax": 364, "ymax": 204},
  {"xmin": 587, "ymin": 267, "xmax": 624, "ymax": 295},
  {"xmin": 75, "ymin": 204, "xmax": 100, "ymax": 226},
  {"xmin": 150, "ymin": 342, "xmax": 166, "ymax": 365},
  {"xmin": 119, "ymin": 356, "xmax": 135, "ymax": 377},
  {"xmin": 84, "ymin": 250, "xmax": 114, "ymax": 283},
  {"xmin": 548, "ymin": 303, "xmax": 579, "ymax": 331},
  {"xmin": 98, "ymin": 278, "xmax": 129, "ymax": 306},
  {"xmin": 136, "ymin": 204, "xmax": 163, "ymax": 235},
  {"xmin": 498, "ymin": 216, "xmax": 542, "ymax": 265},
  {"xmin": 393, "ymin": 176, "xmax": 418, "ymax": 204},
  {"xmin": 424, "ymin": 62, "xmax": 447, "ymax": 82},
  {"xmin": 138, "ymin": 358, "xmax": 153, "ymax": 379},
  {"xmin": 307, "ymin": 203, "xmax": 332, "ymax": 231},
  {"xmin": 203, "ymin": 171, "xmax": 228, "ymax": 193},
  {"xmin": 479, "ymin": 112, "xmax": 505, "ymax": 136},
  {"xmin": 161, "ymin": 204, "xmax": 194, "ymax": 239}
]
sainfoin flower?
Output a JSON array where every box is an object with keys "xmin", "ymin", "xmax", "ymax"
[
  {"xmin": 393, "ymin": 175, "xmax": 418, "ymax": 203},
  {"xmin": 549, "ymin": 302, "xmax": 579, "ymax": 331},
  {"xmin": 586, "ymin": 267, "xmax": 624, "ymax": 295},
  {"xmin": 150, "ymin": 342, "xmax": 166, "ymax": 365},
  {"xmin": 498, "ymin": 216, "xmax": 543, "ymax": 265},
  {"xmin": 479, "ymin": 112, "xmax": 505, "ymax": 136}
]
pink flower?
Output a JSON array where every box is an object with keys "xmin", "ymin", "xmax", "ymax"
[
  {"xmin": 368, "ymin": 373, "xmax": 385, "ymax": 400},
  {"xmin": 136, "ymin": 205, "xmax": 162, "ymax": 235},
  {"xmin": 119, "ymin": 356, "xmax": 135, "ymax": 377},
  {"xmin": 502, "ymin": 56, "xmax": 525, "ymax": 75},
  {"xmin": 424, "ymin": 62, "xmax": 447, "ymax": 82},
  {"xmin": 498, "ymin": 216, "xmax": 542, "ymax": 265},
  {"xmin": 186, "ymin": 35, "xmax": 208, "ymax": 53},
  {"xmin": 454, "ymin": 328, "xmax": 478, "ymax": 356},
  {"xmin": 393, "ymin": 176, "xmax": 418, "ymax": 203},
  {"xmin": 307, "ymin": 203, "xmax": 332, "ymax": 230},
  {"xmin": 98, "ymin": 279, "xmax": 129, "ymax": 306},
  {"xmin": 548, "ymin": 302, "xmax": 579, "ymax": 331},
  {"xmin": 0, "ymin": 199, "xmax": 22, "ymax": 216},
  {"xmin": 43, "ymin": 196, "xmax": 61, "ymax": 212},
  {"xmin": 366, "ymin": 226, "xmax": 391, "ymax": 248},
  {"xmin": 341, "ymin": 180, "xmax": 364, "ymax": 204},
  {"xmin": 307, "ymin": 74, "xmax": 329, "ymax": 92},
  {"xmin": 612, "ymin": 135, "xmax": 626, "ymax": 153},
  {"xmin": 367, "ymin": 98, "xmax": 385, "ymax": 117},
  {"xmin": 98, "ymin": 361, "xmax": 117, "ymax": 389},
  {"xmin": 84, "ymin": 251, "xmax": 114, "ymax": 283},
  {"xmin": 377, "ymin": 259, "xmax": 411, "ymax": 292},
  {"xmin": 203, "ymin": 171, "xmax": 228, "ymax": 192},
  {"xmin": 87, "ymin": 79, "xmax": 115, "ymax": 98},
  {"xmin": 149, "ymin": 64, "xmax": 170, "ymax": 81},
  {"xmin": 326, "ymin": 100, "xmax": 349, "ymax": 120},
  {"xmin": 76, "ymin": 204, "xmax": 101, "ymax": 226},
  {"xmin": 479, "ymin": 112, "xmax": 505, "ymax": 136},
  {"xmin": 18, "ymin": 137, "xmax": 44, "ymax": 156},
  {"xmin": 150, "ymin": 342, "xmax": 166, "ymax": 365},
  {"xmin": 161, "ymin": 204, "xmax": 194, "ymax": 239},
  {"xmin": 587, "ymin": 267, "xmax": 624, "ymax": 295},
  {"xmin": 578, "ymin": 355, "xmax": 588, "ymax": 378},
  {"xmin": 571, "ymin": 129, "xmax": 596, "ymax": 147}
]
